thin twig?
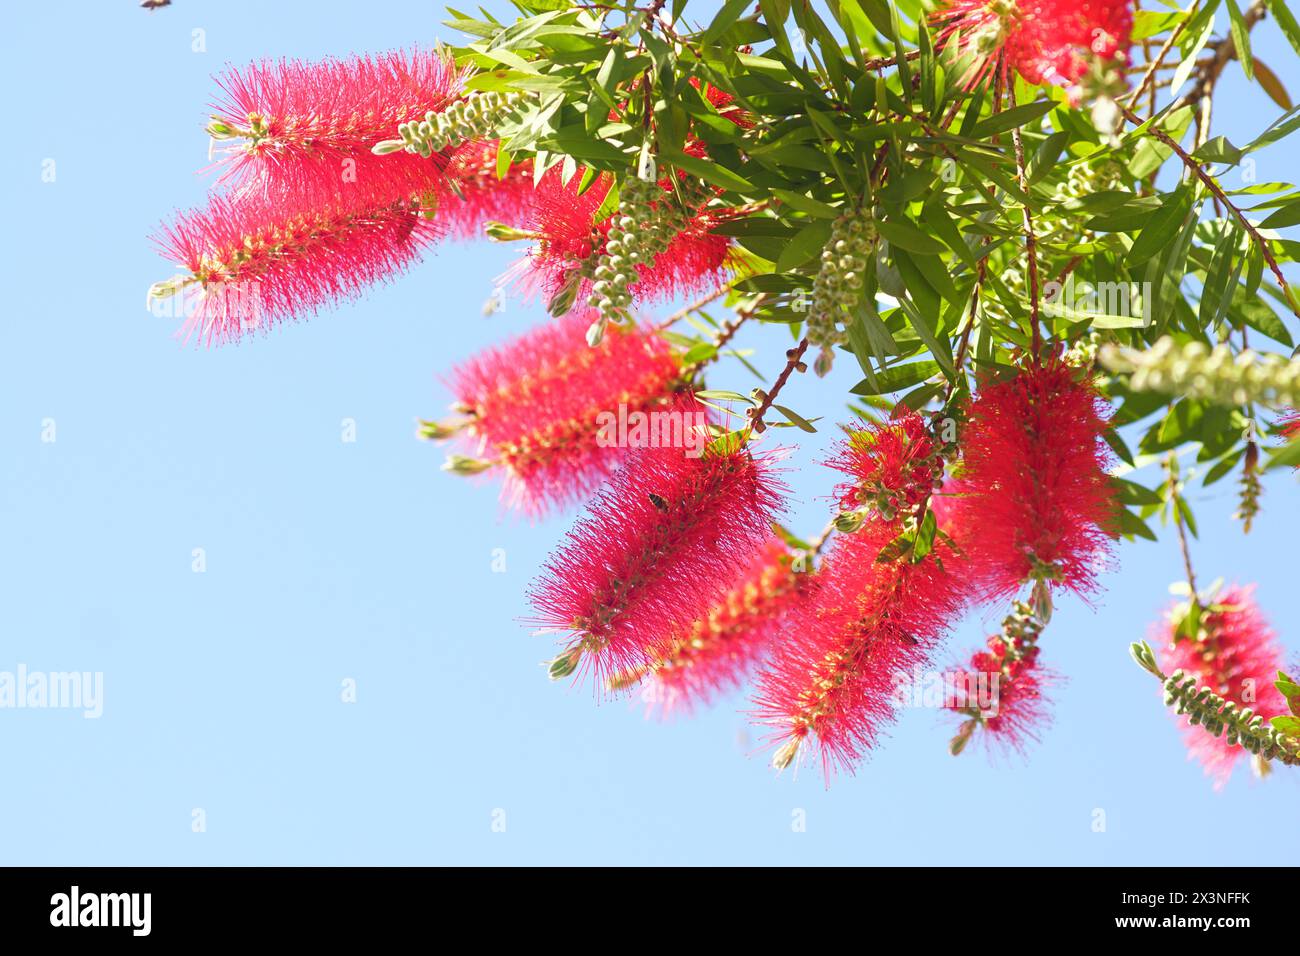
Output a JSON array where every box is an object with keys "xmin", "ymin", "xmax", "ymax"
[
  {"xmin": 748, "ymin": 338, "xmax": 810, "ymax": 432},
  {"xmin": 1124, "ymin": 2, "xmax": 1197, "ymax": 111},
  {"xmin": 1165, "ymin": 453, "xmax": 1201, "ymax": 619},
  {"xmin": 653, "ymin": 285, "xmax": 731, "ymax": 331},
  {"xmin": 863, "ymin": 49, "xmax": 923, "ymax": 71}
]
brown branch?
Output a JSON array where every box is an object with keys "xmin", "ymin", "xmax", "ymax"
[
  {"xmin": 1165, "ymin": 453, "xmax": 1202, "ymax": 620},
  {"xmin": 863, "ymin": 49, "xmax": 923, "ymax": 72},
  {"xmin": 1125, "ymin": 2, "xmax": 1198, "ymax": 111},
  {"xmin": 748, "ymin": 338, "xmax": 810, "ymax": 433},
  {"xmin": 653, "ymin": 285, "xmax": 731, "ymax": 331},
  {"xmin": 1118, "ymin": 102, "xmax": 1300, "ymax": 320}
]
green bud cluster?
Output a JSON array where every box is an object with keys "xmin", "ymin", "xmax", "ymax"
[
  {"xmin": 372, "ymin": 91, "xmax": 533, "ymax": 158},
  {"xmin": 1039, "ymin": 159, "xmax": 1125, "ymax": 237},
  {"xmin": 1100, "ymin": 336, "xmax": 1300, "ymax": 409},
  {"xmin": 1236, "ymin": 441, "xmax": 1262, "ymax": 533},
  {"xmin": 807, "ymin": 210, "xmax": 877, "ymax": 377},
  {"xmin": 579, "ymin": 175, "xmax": 693, "ymax": 343},
  {"xmin": 1062, "ymin": 330, "xmax": 1102, "ymax": 368},
  {"xmin": 1163, "ymin": 669, "xmax": 1300, "ymax": 765}
]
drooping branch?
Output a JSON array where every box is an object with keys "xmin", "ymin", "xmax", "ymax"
[
  {"xmin": 1118, "ymin": 102, "xmax": 1300, "ymax": 320},
  {"xmin": 1129, "ymin": 642, "xmax": 1300, "ymax": 767}
]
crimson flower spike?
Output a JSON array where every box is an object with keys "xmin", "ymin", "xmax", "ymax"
[
  {"xmin": 946, "ymin": 600, "xmax": 1057, "ymax": 757},
  {"xmin": 931, "ymin": 0, "xmax": 1133, "ymax": 94},
  {"xmin": 1279, "ymin": 408, "xmax": 1300, "ymax": 447},
  {"xmin": 427, "ymin": 311, "xmax": 688, "ymax": 515},
  {"xmin": 1154, "ymin": 583, "xmax": 1290, "ymax": 788},
  {"xmin": 752, "ymin": 414, "xmax": 967, "ymax": 779},
  {"xmin": 438, "ymin": 141, "xmax": 537, "ymax": 241},
  {"xmin": 529, "ymin": 401, "xmax": 786, "ymax": 693},
  {"xmin": 946, "ymin": 361, "xmax": 1117, "ymax": 609},
  {"xmin": 508, "ymin": 167, "xmax": 735, "ymax": 316},
  {"xmin": 608, "ymin": 538, "xmax": 818, "ymax": 714},
  {"xmin": 148, "ymin": 193, "xmax": 438, "ymax": 346},
  {"xmin": 207, "ymin": 48, "xmax": 465, "ymax": 214}
]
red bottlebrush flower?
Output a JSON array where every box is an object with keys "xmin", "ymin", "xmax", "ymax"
[
  {"xmin": 1279, "ymin": 408, "xmax": 1300, "ymax": 442},
  {"xmin": 751, "ymin": 415, "xmax": 966, "ymax": 778},
  {"xmin": 612, "ymin": 538, "xmax": 817, "ymax": 714},
  {"xmin": 208, "ymin": 49, "xmax": 465, "ymax": 213},
  {"xmin": 827, "ymin": 412, "xmax": 948, "ymax": 520},
  {"xmin": 690, "ymin": 78, "xmax": 754, "ymax": 129},
  {"xmin": 751, "ymin": 521, "xmax": 967, "ymax": 778},
  {"xmin": 529, "ymin": 413, "xmax": 786, "ymax": 692},
  {"xmin": 1155, "ymin": 585, "xmax": 1288, "ymax": 787},
  {"xmin": 442, "ymin": 312, "xmax": 686, "ymax": 514},
  {"xmin": 945, "ymin": 621, "xmax": 1056, "ymax": 755},
  {"xmin": 932, "ymin": 0, "xmax": 1133, "ymax": 90},
  {"xmin": 511, "ymin": 170, "xmax": 733, "ymax": 308},
  {"xmin": 438, "ymin": 140, "xmax": 536, "ymax": 239},
  {"xmin": 151, "ymin": 193, "xmax": 437, "ymax": 346},
  {"xmin": 948, "ymin": 362, "xmax": 1116, "ymax": 601}
]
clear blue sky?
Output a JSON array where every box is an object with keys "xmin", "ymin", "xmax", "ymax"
[{"xmin": 1, "ymin": 1, "xmax": 1297, "ymax": 865}]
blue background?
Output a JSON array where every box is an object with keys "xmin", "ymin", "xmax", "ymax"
[{"xmin": 1, "ymin": 1, "xmax": 1297, "ymax": 865}]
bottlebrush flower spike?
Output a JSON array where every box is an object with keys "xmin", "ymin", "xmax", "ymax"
[
  {"xmin": 439, "ymin": 140, "xmax": 536, "ymax": 240},
  {"xmin": 932, "ymin": 0, "xmax": 1133, "ymax": 90},
  {"xmin": 529, "ymin": 410, "xmax": 786, "ymax": 692},
  {"xmin": 149, "ymin": 193, "xmax": 437, "ymax": 346},
  {"xmin": 511, "ymin": 169, "xmax": 734, "ymax": 313},
  {"xmin": 946, "ymin": 601, "xmax": 1055, "ymax": 756},
  {"xmin": 948, "ymin": 362, "xmax": 1116, "ymax": 602},
  {"xmin": 752, "ymin": 415, "xmax": 966, "ymax": 778},
  {"xmin": 1155, "ymin": 584, "xmax": 1289, "ymax": 787},
  {"xmin": 753, "ymin": 521, "xmax": 967, "ymax": 778},
  {"xmin": 609, "ymin": 538, "xmax": 817, "ymax": 713},
  {"xmin": 827, "ymin": 411, "xmax": 950, "ymax": 524},
  {"xmin": 429, "ymin": 312, "xmax": 686, "ymax": 514},
  {"xmin": 207, "ymin": 49, "xmax": 465, "ymax": 213}
]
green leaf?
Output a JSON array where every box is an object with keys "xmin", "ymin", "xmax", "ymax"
[
  {"xmin": 660, "ymin": 146, "xmax": 755, "ymax": 193},
  {"xmin": 1259, "ymin": 199, "xmax": 1300, "ymax": 228},
  {"xmin": 1269, "ymin": 715, "xmax": 1300, "ymax": 736},
  {"xmin": 1171, "ymin": 12, "xmax": 1217, "ymax": 98},
  {"xmin": 849, "ymin": 360, "xmax": 942, "ymax": 395},
  {"xmin": 772, "ymin": 188, "xmax": 840, "ymax": 219},
  {"xmin": 1202, "ymin": 447, "xmax": 1245, "ymax": 485},
  {"xmin": 968, "ymin": 100, "xmax": 1056, "ymax": 139},
  {"xmin": 911, "ymin": 510, "xmax": 938, "ymax": 562},
  {"xmin": 1115, "ymin": 478, "xmax": 1163, "ymax": 506},
  {"xmin": 1117, "ymin": 507, "xmax": 1158, "ymax": 542},
  {"xmin": 1266, "ymin": 437, "xmax": 1300, "ymax": 469},
  {"xmin": 1269, "ymin": 0, "xmax": 1300, "ymax": 58},
  {"xmin": 772, "ymin": 405, "xmax": 819, "ymax": 432},
  {"xmin": 682, "ymin": 342, "xmax": 719, "ymax": 364},
  {"xmin": 1028, "ymin": 131, "xmax": 1070, "ymax": 183},
  {"xmin": 694, "ymin": 389, "xmax": 756, "ymax": 404},
  {"xmin": 1273, "ymin": 677, "xmax": 1300, "ymax": 716},
  {"xmin": 1192, "ymin": 135, "xmax": 1244, "ymax": 165},
  {"xmin": 873, "ymin": 217, "xmax": 949, "ymax": 255},
  {"xmin": 770, "ymin": 522, "xmax": 812, "ymax": 552},
  {"xmin": 1226, "ymin": 0, "xmax": 1254, "ymax": 81},
  {"xmin": 1126, "ymin": 188, "xmax": 1195, "ymax": 267},
  {"xmin": 704, "ymin": 0, "xmax": 754, "ymax": 43},
  {"xmin": 775, "ymin": 219, "xmax": 834, "ymax": 272}
]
